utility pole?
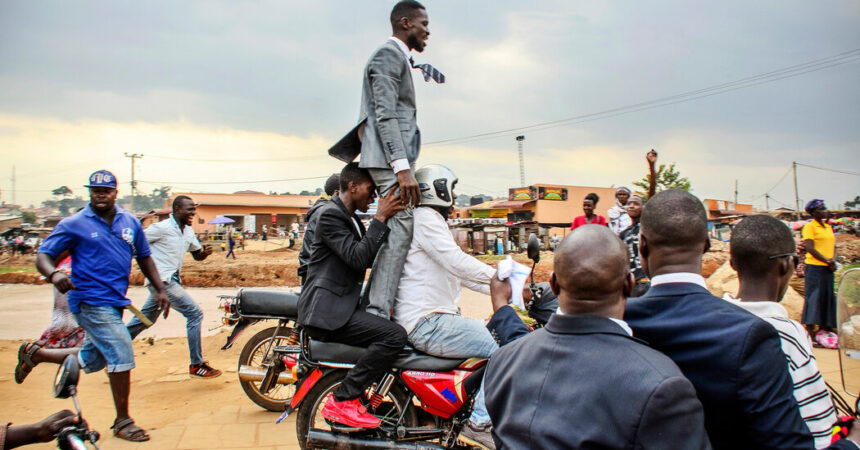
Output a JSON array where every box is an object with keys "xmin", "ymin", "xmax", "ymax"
[
  {"xmin": 515, "ymin": 135, "xmax": 525, "ymax": 187},
  {"xmin": 11, "ymin": 165, "xmax": 15, "ymax": 205},
  {"xmin": 792, "ymin": 161, "xmax": 800, "ymax": 218},
  {"xmin": 124, "ymin": 153, "xmax": 143, "ymax": 213},
  {"xmin": 733, "ymin": 179, "xmax": 738, "ymax": 206},
  {"xmin": 765, "ymin": 193, "xmax": 770, "ymax": 211}
]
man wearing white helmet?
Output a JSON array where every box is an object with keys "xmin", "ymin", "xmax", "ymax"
[{"xmin": 393, "ymin": 164, "xmax": 528, "ymax": 449}]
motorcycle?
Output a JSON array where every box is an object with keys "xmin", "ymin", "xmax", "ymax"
[
  {"xmin": 219, "ymin": 288, "xmax": 302, "ymax": 411},
  {"xmin": 52, "ymin": 355, "xmax": 100, "ymax": 450}
]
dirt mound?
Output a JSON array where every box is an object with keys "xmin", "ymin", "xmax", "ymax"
[
  {"xmin": 836, "ymin": 233, "xmax": 860, "ymax": 263},
  {"xmin": 705, "ymin": 260, "xmax": 804, "ymax": 322}
]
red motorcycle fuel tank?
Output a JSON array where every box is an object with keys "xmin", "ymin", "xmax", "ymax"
[{"xmin": 401, "ymin": 368, "xmax": 481, "ymax": 418}]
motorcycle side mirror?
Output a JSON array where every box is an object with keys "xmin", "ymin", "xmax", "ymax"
[
  {"xmin": 527, "ymin": 234, "xmax": 541, "ymax": 263},
  {"xmin": 53, "ymin": 354, "xmax": 80, "ymax": 399},
  {"xmin": 836, "ymin": 268, "xmax": 860, "ymax": 409}
]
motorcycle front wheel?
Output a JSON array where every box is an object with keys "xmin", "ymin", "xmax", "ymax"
[
  {"xmin": 296, "ymin": 370, "xmax": 418, "ymax": 450},
  {"xmin": 238, "ymin": 326, "xmax": 297, "ymax": 411}
]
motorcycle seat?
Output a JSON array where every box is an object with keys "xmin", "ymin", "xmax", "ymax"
[
  {"xmin": 309, "ymin": 339, "xmax": 466, "ymax": 372},
  {"xmin": 239, "ymin": 288, "xmax": 299, "ymax": 318}
]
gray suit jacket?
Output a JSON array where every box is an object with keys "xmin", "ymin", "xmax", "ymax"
[
  {"xmin": 485, "ymin": 314, "xmax": 711, "ymax": 450},
  {"xmin": 329, "ymin": 40, "xmax": 420, "ymax": 169}
]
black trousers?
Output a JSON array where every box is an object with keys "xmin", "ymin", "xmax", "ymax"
[{"xmin": 304, "ymin": 310, "xmax": 407, "ymax": 401}]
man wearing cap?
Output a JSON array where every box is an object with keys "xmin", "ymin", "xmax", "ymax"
[
  {"xmin": 18, "ymin": 170, "xmax": 169, "ymax": 442},
  {"xmin": 126, "ymin": 195, "xmax": 221, "ymax": 379}
]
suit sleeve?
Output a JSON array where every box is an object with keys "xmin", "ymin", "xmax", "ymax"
[
  {"xmin": 736, "ymin": 321, "xmax": 815, "ymax": 449},
  {"xmin": 368, "ymin": 47, "xmax": 408, "ymax": 164},
  {"xmin": 317, "ymin": 210, "xmax": 389, "ymax": 272},
  {"xmin": 637, "ymin": 376, "xmax": 711, "ymax": 450}
]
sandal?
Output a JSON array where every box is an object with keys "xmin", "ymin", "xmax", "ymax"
[
  {"xmin": 15, "ymin": 342, "xmax": 41, "ymax": 384},
  {"xmin": 112, "ymin": 417, "xmax": 150, "ymax": 442}
]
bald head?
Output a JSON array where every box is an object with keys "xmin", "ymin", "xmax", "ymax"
[{"xmin": 552, "ymin": 225, "xmax": 631, "ymax": 315}]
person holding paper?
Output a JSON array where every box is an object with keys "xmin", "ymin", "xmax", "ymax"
[{"xmin": 392, "ymin": 164, "xmax": 529, "ymax": 449}]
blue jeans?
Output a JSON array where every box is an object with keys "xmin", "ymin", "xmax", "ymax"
[
  {"xmin": 408, "ymin": 312, "xmax": 498, "ymax": 427},
  {"xmin": 127, "ymin": 282, "xmax": 204, "ymax": 365},
  {"xmin": 75, "ymin": 303, "xmax": 135, "ymax": 373}
]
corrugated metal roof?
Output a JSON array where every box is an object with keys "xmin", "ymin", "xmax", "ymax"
[{"xmin": 173, "ymin": 193, "xmax": 319, "ymax": 208}]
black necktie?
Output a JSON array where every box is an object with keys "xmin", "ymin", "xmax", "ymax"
[{"xmin": 410, "ymin": 57, "xmax": 445, "ymax": 84}]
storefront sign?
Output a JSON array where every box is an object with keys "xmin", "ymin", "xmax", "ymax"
[
  {"xmin": 538, "ymin": 186, "xmax": 568, "ymax": 201},
  {"xmin": 509, "ymin": 187, "xmax": 536, "ymax": 201}
]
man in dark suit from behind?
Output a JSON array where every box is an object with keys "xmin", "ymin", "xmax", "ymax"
[
  {"xmin": 298, "ymin": 173, "xmax": 340, "ymax": 286},
  {"xmin": 624, "ymin": 189, "xmax": 816, "ymax": 449},
  {"xmin": 297, "ymin": 162, "xmax": 407, "ymax": 429},
  {"xmin": 485, "ymin": 225, "xmax": 711, "ymax": 450}
]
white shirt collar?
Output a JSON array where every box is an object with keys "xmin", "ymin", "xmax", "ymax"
[
  {"xmin": 722, "ymin": 293, "xmax": 790, "ymax": 319},
  {"xmin": 388, "ymin": 36, "xmax": 411, "ymax": 63},
  {"xmin": 650, "ymin": 272, "xmax": 707, "ymax": 289},
  {"xmin": 553, "ymin": 309, "xmax": 633, "ymax": 337}
]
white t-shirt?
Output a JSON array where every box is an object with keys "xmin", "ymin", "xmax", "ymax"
[{"xmin": 144, "ymin": 214, "xmax": 202, "ymax": 284}]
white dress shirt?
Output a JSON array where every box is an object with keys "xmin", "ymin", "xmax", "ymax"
[
  {"xmin": 144, "ymin": 215, "xmax": 202, "ymax": 284},
  {"xmin": 394, "ymin": 207, "xmax": 495, "ymax": 333},
  {"xmin": 650, "ymin": 272, "xmax": 708, "ymax": 289}
]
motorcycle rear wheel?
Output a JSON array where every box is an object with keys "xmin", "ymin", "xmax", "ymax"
[
  {"xmin": 296, "ymin": 370, "xmax": 418, "ymax": 450},
  {"xmin": 238, "ymin": 326, "xmax": 297, "ymax": 411}
]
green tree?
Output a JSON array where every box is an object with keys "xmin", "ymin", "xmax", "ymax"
[
  {"xmin": 21, "ymin": 211, "xmax": 37, "ymax": 224},
  {"xmin": 632, "ymin": 163, "xmax": 691, "ymax": 201},
  {"xmin": 846, "ymin": 195, "xmax": 860, "ymax": 209},
  {"xmin": 51, "ymin": 186, "xmax": 73, "ymax": 197}
]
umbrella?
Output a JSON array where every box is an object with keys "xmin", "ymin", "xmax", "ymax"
[{"xmin": 208, "ymin": 216, "xmax": 235, "ymax": 225}]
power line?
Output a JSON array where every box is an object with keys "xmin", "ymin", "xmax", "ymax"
[
  {"xmin": 795, "ymin": 162, "xmax": 860, "ymax": 176},
  {"xmin": 146, "ymin": 154, "xmax": 329, "ymax": 163},
  {"xmin": 424, "ymin": 48, "xmax": 860, "ymax": 148},
  {"xmin": 137, "ymin": 175, "xmax": 330, "ymax": 185}
]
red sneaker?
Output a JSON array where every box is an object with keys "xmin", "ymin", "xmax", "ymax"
[
  {"xmin": 321, "ymin": 394, "xmax": 381, "ymax": 428},
  {"xmin": 189, "ymin": 362, "xmax": 222, "ymax": 378}
]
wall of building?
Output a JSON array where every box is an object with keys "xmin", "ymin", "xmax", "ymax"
[{"xmin": 189, "ymin": 205, "xmax": 308, "ymax": 233}]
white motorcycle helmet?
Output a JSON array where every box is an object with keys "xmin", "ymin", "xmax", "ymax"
[{"xmin": 415, "ymin": 164, "xmax": 458, "ymax": 208}]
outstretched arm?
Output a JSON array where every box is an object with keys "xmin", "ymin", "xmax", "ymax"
[{"xmin": 646, "ymin": 150, "xmax": 658, "ymax": 199}]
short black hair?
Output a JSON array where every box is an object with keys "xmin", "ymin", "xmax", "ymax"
[
  {"xmin": 390, "ymin": 0, "xmax": 425, "ymax": 29},
  {"xmin": 731, "ymin": 215, "xmax": 795, "ymax": 277},
  {"xmin": 339, "ymin": 162, "xmax": 373, "ymax": 192},
  {"xmin": 173, "ymin": 195, "xmax": 192, "ymax": 211},
  {"xmin": 585, "ymin": 193, "xmax": 599, "ymax": 205},
  {"xmin": 640, "ymin": 189, "xmax": 708, "ymax": 249},
  {"xmin": 324, "ymin": 173, "xmax": 340, "ymax": 196}
]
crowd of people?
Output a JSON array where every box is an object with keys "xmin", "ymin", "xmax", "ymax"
[{"xmin": 4, "ymin": 1, "xmax": 857, "ymax": 449}]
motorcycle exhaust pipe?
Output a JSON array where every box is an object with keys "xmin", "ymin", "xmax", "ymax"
[
  {"xmin": 238, "ymin": 366, "xmax": 296, "ymax": 384},
  {"xmin": 306, "ymin": 430, "xmax": 445, "ymax": 450}
]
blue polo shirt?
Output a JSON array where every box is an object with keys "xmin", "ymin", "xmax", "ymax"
[{"xmin": 39, "ymin": 204, "xmax": 151, "ymax": 313}]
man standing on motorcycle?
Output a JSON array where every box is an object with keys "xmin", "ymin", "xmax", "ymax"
[
  {"xmin": 298, "ymin": 162, "xmax": 407, "ymax": 429},
  {"xmin": 393, "ymin": 164, "xmax": 529, "ymax": 449},
  {"xmin": 126, "ymin": 195, "xmax": 221, "ymax": 379}
]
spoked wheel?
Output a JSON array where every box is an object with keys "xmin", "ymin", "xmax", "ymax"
[
  {"xmin": 296, "ymin": 371, "xmax": 418, "ymax": 450},
  {"xmin": 238, "ymin": 326, "xmax": 297, "ymax": 411}
]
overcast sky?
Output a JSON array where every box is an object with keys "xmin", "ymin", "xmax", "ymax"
[{"xmin": 1, "ymin": 1, "xmax": 858, "ymax": 211}]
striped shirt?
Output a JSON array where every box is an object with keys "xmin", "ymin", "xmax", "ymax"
[{"xmin": 723, "ymin": 295, "xmax": 837, "ymax": 448}]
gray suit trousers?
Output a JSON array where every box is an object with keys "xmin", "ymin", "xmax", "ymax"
[{"xmin": 366, "ymin": 167, "xmax": 414, "ymax": 318}]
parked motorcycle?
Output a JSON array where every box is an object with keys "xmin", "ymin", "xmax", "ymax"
[
  {"xmin": 219, "ymin": 288, "xmax": 302, "ymax": 411},
  {"xmin": 53, "ymin": 355, "xmax": 100, "ymax": 450}
]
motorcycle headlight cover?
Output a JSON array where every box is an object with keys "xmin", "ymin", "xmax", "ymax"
[{"xmin": 415, "ymin": 164, "xmax": 458, "ymax": 208}]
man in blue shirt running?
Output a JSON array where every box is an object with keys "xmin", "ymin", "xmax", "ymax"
[{"xmin": 14, "ymin": 170, "xmax": 169, "ymax": 443}]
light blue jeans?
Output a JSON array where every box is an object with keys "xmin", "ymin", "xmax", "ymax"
[
  {"xmin": 75, "ymin": 303, "xmax": 135, "ymax": 373},
  {"xmin": 408, "ymin": 312, "xmax": 498, "ymax": 427},
  {"xmin": 126, "ymin": 281, "xmax": 204, "ymax": 365}
]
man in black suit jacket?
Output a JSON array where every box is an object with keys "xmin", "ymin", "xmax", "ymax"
[
  {"xmin": 298, "ymin": 162, "xmax": 407, "ymax": 429},
  {"xmin": 485, "ymin": 225, "xmax": 710, "ymax": 450},
  {"xmin": 624, "ymin": 189, "xmax": 820, "ymax": 449}
]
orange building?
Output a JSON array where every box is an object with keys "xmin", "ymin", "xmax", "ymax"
[
  {"xmin": 466, "ymin": 184, "xmax": 618, "ymax": 236},
  {"xmin": 165, "ymin": 192, "xmax": 318, "ymax": 234},
  {"xmin": 703, "ymin": 199, "xmax": 755, "ymax": 220}
]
